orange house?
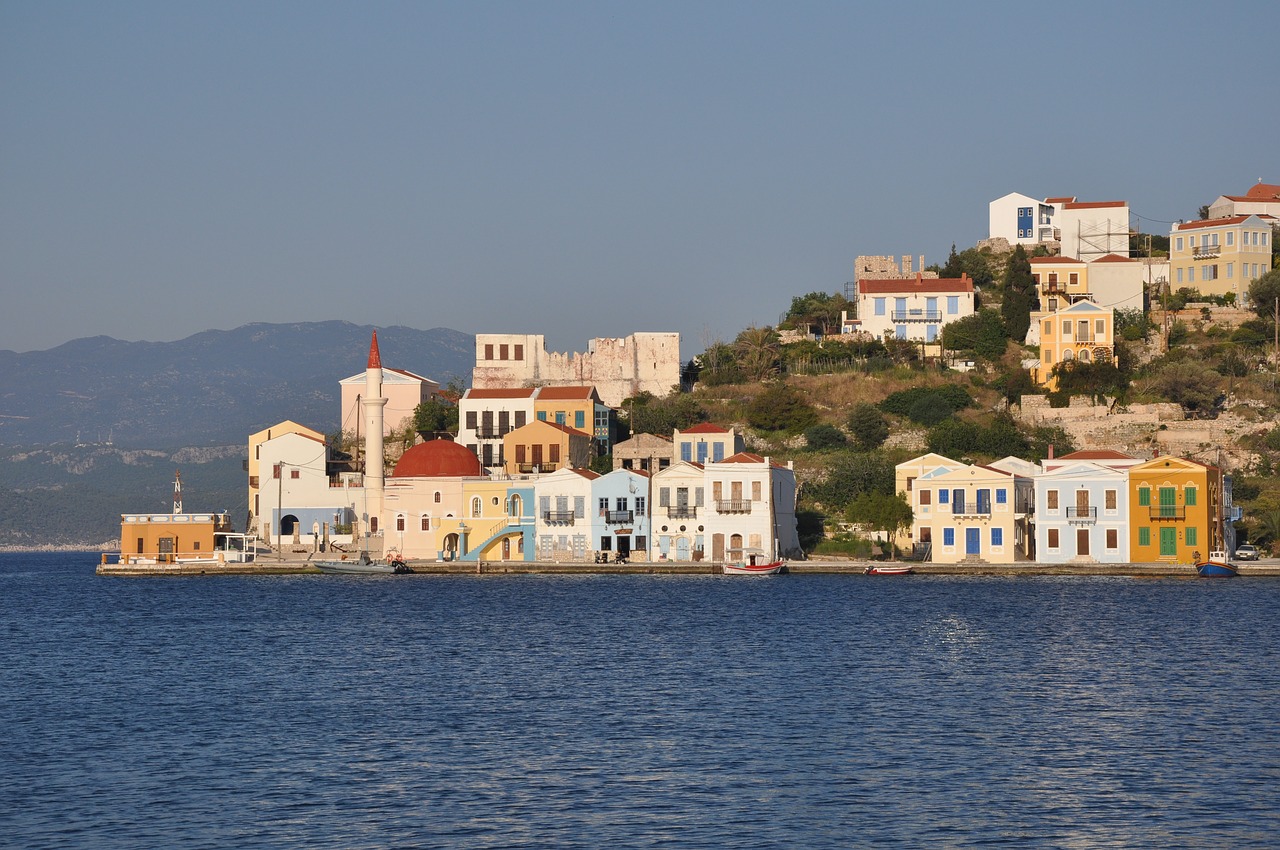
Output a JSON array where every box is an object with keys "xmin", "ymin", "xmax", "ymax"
[{"xmin": 502, "ymin": 420, "xmax": 592, "ymax": 475}]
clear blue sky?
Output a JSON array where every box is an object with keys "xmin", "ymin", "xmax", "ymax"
[{"xmin": 3, "ymin": 1, "xmax": 1276, "ymax": 357}]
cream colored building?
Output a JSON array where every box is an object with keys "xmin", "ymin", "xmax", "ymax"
[
  {"xmin": 912, "ymin": 462, "xmax": 1034, "ymax": 564},
  {"xmin": 1169, "ymin": 214, "xmax": 1274, "ymax": 301},
  {"xmin": 247, "ymin": 420, "xmax": 325, "ymax": 534},
  {"xmin": 339, "ymin": 366, "xmax": 440, "ymax": 438},
  {"xmin": 1207, "ymin": 182, "xmax": 1280, "ymax": 220},
  {"xmin": 1032, "ymin": 300, "xmax": 1115, "ymax": 391}
]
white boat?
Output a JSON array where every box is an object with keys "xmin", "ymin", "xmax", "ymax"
[
  {"xmin": 314, "ymin": 552, "xmax": 413, "ymax": 575},
  {"xmin": 723, "ymin": 548, "xmax": 786, "ymax": 575}
]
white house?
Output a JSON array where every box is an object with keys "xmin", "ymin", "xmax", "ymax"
[
  {"xmin": 672, "ymin": 423, "xmax": 745, "ymax": 466},
  {"xmin": 651, "ymin": 460, "xmax": 707, "ymax": 561},
  {"xmin": 704, "ymin": 453, "xmax": 801, "ymax": 561},
  {"xmin": 532, "ymin": 467, "xmax": 599, "ymax": 562},
  {"xmin": 989, "ymin": 192, "xmax": 1060, "ymax": 246},
  {"xmin": 457, "ymin": 387, "xmax": 537, "ymax": 470},
  {"xmin": 1207, "ymin": 182, "xmax": 1280, "ymax": 220},
  {"xmin": 853, "ymin": 274, "xmax": 975, "ymax": 344},
  {"xmin": 1034, "ymin": 460, "xmax": 1130, "ymax": 564},
  {"xmin": 257, "ymin": 431, "xmax": 364, "ymax": 546},
  {"xmin": 1058, "ymin": 201, "xmax": 1131, "ymax": 261}
]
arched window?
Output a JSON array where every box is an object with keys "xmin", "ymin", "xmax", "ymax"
[
  {"xmin": 420, "ymin": 515, "xmax": 430, "ymax": 532},
  {"xmin": 471, "ymin": 497, "xmax": 482, "ymax": 516},
  {"xmin": 1079, "ymin": 349, "xmax": 1091, "ymax": 362},
  {"xmin": 433, "ymin": 491, "xmax": 442, "ymax": 503},
  {"xmin": 1062, "ymin": 349, "xmax": 1075, "ymax": 361},
  {"xmin": 395, "ymin": 514, "xmax": 405, "ymax": 532}
]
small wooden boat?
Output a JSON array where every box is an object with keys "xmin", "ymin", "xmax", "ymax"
[
  {"xmin": 1196, "ymin": 550, "xmax": 1237, "ymax": 578},
  {"xmin": 864, "ymin": 565, "xmax": 914, "ymax": 576},
  {"xmin": 727, "ymin": 558, "xmax": 783, "ymax": 578}
]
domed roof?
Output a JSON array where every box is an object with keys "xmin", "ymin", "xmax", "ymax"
[{"xmin": 392, "ymin": 440, "xmax": 484, "ymax": 478}]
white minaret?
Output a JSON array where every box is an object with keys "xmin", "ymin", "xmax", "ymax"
[{"xmin": 363, "ymin": 330, "xmax": 388, "ymax": 535}]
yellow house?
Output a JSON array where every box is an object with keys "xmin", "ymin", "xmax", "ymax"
[
  {"xmin": 893, "ymin": 453, "xmax": 965, "ymax": 555},
  {"xmin": 248, "ymin": 420, "xmax": 325, "ymax": 532},
  {"xmin": 1030, "ymin": 256, "xmax": 1091, "ymax": 312},
  {"xmin": 119, "ymin": 511, "xmax": 232, "ymax": 564},
  {"xmin": 1169, "ymin": 214, "xmax": 1274, "ymax": 301},
  {"xmin": 1032, "ymin": 300, "xmax": 1115, "ymax": 390},
  {"xmin": 911, "ymin": 463, "xmax": 1034, "ymax": 564},
  {"xmin": 1128, "ymin": 456, "xmax": 1223, "ymax": 562},
  {"xmin": 502, "ymin": 420, "xmax": 592, "ymax": 475}
]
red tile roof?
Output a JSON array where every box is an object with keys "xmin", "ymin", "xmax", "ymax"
[
  {"xmin": 569, "ymin": 469, "xmax": 601, "ymax": 480},
  {"xmin": 465, "ymin": 388, "xmax": 536, "ymax": 399},
  {"xmin": 1245, "ymin": 183, "xmax": 1280, "ymax": 199},
  {"xmin": 859, "ymin": 276, "xmax": 973, "ymax": 294},
  {"xmin": 536, "ymin": 386, "xmax": 598, "ymax": 400},
  {"xmin": 680, "ymin": 423, "xmax": 730, "ymax": 434},
  {"xmin": 1030, "ymin": 256, "xmax": 1086, "ymax": 264},
  {"xmin": 1044, "ymin": 196, "xmax": 1076, "ymax": 204},
  {"xmin": 1062, "ymin": 201, "xmax": 1126, "ymax": 210},
  {"xmin": 719, "ymin": 452, "xmax": 767, "ymax": 464},
  {"xmin": 1174, "ymin": 216, "xmax": 1248, "ymax": 231},
  {"xmin": 1091, "ymin": 253, "xmax": 1138, "ymax": 263},
  {"xmin": 1059, "ymin": 450, "xmax": 1137, "ymax": 460}
]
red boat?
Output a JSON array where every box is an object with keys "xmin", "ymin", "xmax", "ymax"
[{"xmin": 723, "ymin": 558, "xmax": 786, "ymax": 575}]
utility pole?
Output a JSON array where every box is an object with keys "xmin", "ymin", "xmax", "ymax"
[{"xmin": 1273, "ymin": 297, "xmax": 1279, "ymax": 392}]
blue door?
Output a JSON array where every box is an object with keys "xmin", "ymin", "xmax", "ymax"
[
  {"xmin": 676, "ymin": 537, "xmax": 690, "ymax": 560},
  {"xmin": 965, "ymin": 528, "xmax": 980, "ymax": 556}
]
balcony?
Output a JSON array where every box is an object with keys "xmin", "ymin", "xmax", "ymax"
[
  {"xmin": 667, "ymin": 505, "xmax": 698, "ymax": 519},
  {"xmin": 518, "ymin": 462, "xmax": 558, "ymax": 474},
  {"xmin": 605, "ymin": 510, "xmax": 633, "ymax": 524},
  {"xmin": 715, "ymin": 500, "xmax": 752, "ymax": 514},
  {"xmin": 475, "ymin": 426, "xmax": 506, "ymax": 439},
  {"xmin": 1067, "ymin": 506, "xmax": 1098, "ymax": 524},
  {"xmin": 1192, "ymin": 243, "xmax": 1221, "ymax": 259},
  {"xmin": 891, "ymin": 310, "xmax": 942, "ymax": 322},
  {"xmin": 951, "ymin": 506, "xmax": 991, "ymax": 518},
  {"xmin": 1149, "ymin": 505, "xmax": 1186, "ymax": 520},
  {"xmin": 543, "ymin": 510, "xmax": 575, "ymax": 524}
]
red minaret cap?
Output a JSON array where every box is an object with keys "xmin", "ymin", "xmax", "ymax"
[{"xmin": 368, "ymin": 330, "xmax": 382, "ymax": 369}]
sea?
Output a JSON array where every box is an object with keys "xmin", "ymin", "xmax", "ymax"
[{"xmin": 3, "ymin": 552, "xmax": 1278, "ymax": 849}]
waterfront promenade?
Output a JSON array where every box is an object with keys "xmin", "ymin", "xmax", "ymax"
[{"xmin": 96, "ymin": 549, "xmax": 1280, "ymax": 577}]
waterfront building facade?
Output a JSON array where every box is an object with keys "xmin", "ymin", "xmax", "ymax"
[
  {"xmin": 247, "ymin": 419, "xmax": 325, "ymax": 535},
  {"xmin": 533, "ymin": 467, "xmax": 599, "ymax": 562},
  {"xmin": 589, "ymin": 469, "xmax": 652, "ymax": 561},
  {"xmin": 1034, "ymin": 461, "xmax": 1129, "ymax": 564},
  {"xmin": 913, "ymin": 463, "xmax": 1034, "ymax": 564},
  {"xmin": 1128, "ymin": 456, "xmax": 1223, "ymax": 563},
  {"xmin": 704, "ymin": 453, "xmax": 801, "ymax": 561},
  {"xmin": 651, "ymin": 461, "xmax": 707, "ymax": 561}
]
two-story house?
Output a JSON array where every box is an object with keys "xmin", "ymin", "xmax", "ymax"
[
  {"xmin": 458, "ymin": 388, "xmax": 536, "ymax": 471},
  {"xmin": 501, "ymin": 420, "xmax": 592, "ymax": 476},
  {"xmin": 533, "ymin": 467, "xmax": 599, "ymax": 562},
  {"xmin": 1034, "ymin": 461, "xmax": 1129, "ymax": 564},
  {"xmin": 672, "ymin": 424, "xmax": 745, "ymax": 465},
  {"xmin": 1032, "ymin": 300, "xmax": 1116, "ymax": 390},
  {"xmin": 590, "ymin": 469, "xmax": 651, "ymax": 561},
  {"xmin": 852, "ymin": 274, "xmax": 976, "ymax": 345},
  {"xmin": 704, "ymin": 453, "xmax": 801, "ymax": 562},
  {"xmin": 1169, "ymin": 214, "xmax": 1275, "ymax": 302},
  {"xmin": 651, "ymin": 460, "xmax": 706, "ymax": 561},
  {"xmin": 913, "ymin": 461, "xmax": 1034, "ymax": 564},
  {"xmin": 534, "ymin": 386, "xmax": 615, "ymax": 457},
  {"xmin": 1128, "ymin": 456, "xmax": 1223, "ymax": 563}
]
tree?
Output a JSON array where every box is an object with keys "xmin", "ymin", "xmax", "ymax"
[
  {"xmin": 845, "ymin": 492, "xmax": 913, "ymax": 538},
  {"xmin": 804, "ymin": 424, "xmax": 847, "ymax": 451},
  {"xmin": 1049, "ymin": 359, "xmax": 1129, "ymax": 402},
  {"xmin": 806, "ymin": 451, "xmax": 896, "ymax": 510},
  {"xmin": 412, "ymin": 396, "xmax": 458, "ymax": 434},
  {"xmin": 1001, "ymin": 245, "xmax": 1035, "ymax": 342},
  {"xmin": 622, "ymin": 392, "xmax": 707, "ymax": 436},
  {"xmin": 942, "ymin": 309, "xmax": 1008, "ymax": 359},
  {"xmin": 745, "ymin": 383, "xmax": 818, "ymax": 433},
  {"xmin": 1151, "ymin": 360, "xmax": 1224, "ymax": 416},
  {"xmin": 1247, "ymin": 268, "xmax": 1280, "ymax": 322},
  {"xmin": 733, "ymin": 326, "xmax": 781, "ymax": 381},
  {"xmin": 783, "ymin": 292, "xmax": 849, "ymax": 336},
  {"xmin": 1198, "ymin": 204, "xmax": 1211, "ymax": 220},
  {"xmin": 847, "ymin": 403, "xmax": 889, "ymax": 450}
]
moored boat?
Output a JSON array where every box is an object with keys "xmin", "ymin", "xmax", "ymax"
[
  {"xmin": 722, "ymin": 555, "xmax": 786, "ymax": 575},
  {"xmin": 1196, "ymin": 550, "xmax": 1237, "ymax": 578},
  {"xmin": 864, "ymin": 565, "xmax": 914, "ymax": 576},
  {"xmin": 314, "ymin": 552, "xmax": 413, "ymax": 575}
]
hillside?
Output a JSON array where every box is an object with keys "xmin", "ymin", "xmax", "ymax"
[{"xmin": 0, "ymin": 322, "xmax": 474, "ymax": 448}]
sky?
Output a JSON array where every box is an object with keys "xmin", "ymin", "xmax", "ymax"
[{"xmin": 3, "ymin": 1, "xmax": 1277, "ymax": 358}]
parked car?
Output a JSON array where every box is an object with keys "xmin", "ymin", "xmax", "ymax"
[{"xmin": 1235, "ymin": 544, "xmax": 1260, "ymax": 561}]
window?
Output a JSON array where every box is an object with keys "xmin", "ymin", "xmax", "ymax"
[
  {"xmin": 1175, "ymin": 237, "xmax": 1183, "ymax": 251},
  {"xmin": 554, "ymin": 411, "xmax": 565, "ymax": 425},
  {"xmin": 680, "ymin": 442, "xmax": 692, "ymax": 462},
  {"xmin": 1190, "ymin": 235, "xmax": 1197, "ymax": 247},
  {"xmin": 471, "ymin": 497, "xmax": 481, "ymax": 515},
  {"xmin": 636, "ymin": 497, "xmax": 646, "ymax": 515},
  {"xmin": 290, "ymin": 469, "xmax": 300, "ymax": 479},
  {"xmin": 1177, "ymin": 268, "xmax": 1184, "ymax": 284},
  {"xmin": 895, "ymin": 325, "xmax": 907, "ymax": 340},
  {"xmin": 549, "ymin": 444, "xmax": 560, "ymax": 463},
  {"xmin": 943, "ymin": 528, "xmax": 955, "ymax": 547},
  {"xmin": 484, "ymin": 344, "xmax": 494, "ymax": 360},
  {"xmin": 1044, "ymin": 320, "xmax": 1052, "ymax": 335},
  {"xmin": 996, "ymin": 488, "xmax": 1007, "ymax": 505},
  {"xmin": 1227, "ymin": 263, "xmax": 1234, "ymax": 278},
  {"xmin": 1226, "ymin": 231, "xmax": 1234, "ymax": 246},
  {"xmin": 919, "ymin": 490, "xmax": 932, "ymax": 505},
  {"xmin": 636, "ymin": 535, "xmax": 647, "ymax": 552},
  {"xmin": 1047, "ymin": 490, "xmax": 1059, "ymax": 510},
  {"xmin": 659, "ymin": 487, "xmax": 670, "ymax": 507},
  {"xmin": 1139, "ymin": 527, "xmax": 1150, "ymax": 546},
  {"xmin": 752, "ymin": 481, "xmax": 762, "ymax": 501},
  {"xmin": 466, "ymin": 411, "xmax": 478, "ymax": 429},
  {"xmin": 697, "ymin": 442, "xmax": 708, "ymax": 464},
  {"xmin": 1204, "ymin": 265, "xmax": 1218, "ymax": 281},
  {"xmin": 976, "ymin": 489, "xmax": 991, "ymax": 514},
  {"xmin": 1069, "ymin": 273, "xmax": 1078, "ymax": 285},
  {"xmin": 1188, "ymin": 267, "xmax": 1196, "ymax": 283},
  {"xmin": 926, "ymin": 325, "xmax": 938, "ymax": 342},
  {"xmin": 514, "ymin": 344, "xmax": 523, "ymax": 360},
  {"xmin": 616, "ymin": 497, "xmax": 628, "ymax": 511},
  {"xmin": 1048, "ymin": 528, "xmax": 1059, "ymax": 548},
  {"xmin": 272, "ymin": 463, "xmax": 281, "ymax": 479},
  {"xmin": 713, "ymin": 443, "xmax": 724, "ymax": 462},
  {"xmin": 1106, "ymin": 529, "xmax": 1118, "ymax": 549},
  {"xmin": 575, "ymin": 496, "xmax": 585, "ymax": 518},
  {"xmin": 947, "ymin": 296, "xmax": 959, "ymax": 314},
  {"xmin": 396, "ymin": 515, "xmax": 405, "ymax": 532},
  {"xmin": 370, "ymin": 517, "xmax": 378, "ymax": 533},
  {"xmin": 433, "ymin": 491, "xmax": 442, "ymax": 503},
  {"xmin": 536, "ymin": 411, "xmax": 547, "ymax": 421},
  {"xmin": 1185, "ymin": 487, "xmax": 1197, "ymax": 506},
  {"xmin": 499, "ymin": 344, "xmax": 509, "ymax": 360},
  {"xmin": 575, "ymin": 410, "xmax": 585, "ymax": 429},
  {"xmin": 951, "ymin": 489, "xmax": 965, "ymax": 513},
  {"xmin": 939, "ymin": 489, "xmax": 949, "ymax": 504},
  {"xmin": 1105, "ymin": 489, "xmax": 1117, "ymax": 510},
  {"xmin": 1138, "ymin": 488, "xmax": 1150, "ymax": 507},
  {"xmin": 598, "ymin": 498, "xmax": 609, "ymax": 515},
  {"xmin": 1062, "ymin": 320, "xmax": 1071, "ymax": 336},
  {"xmin": 515, "ymin": 411, "xmax": 526, "ymax": 428},
  {"xmin": 695, "ymin": 487, "xmax": 704, "ymax": 506},
  {"xmin": 991, "ymin": 528, "xmax": 1003, "ymax": 546},
  {"xmin": 1187, "ymin": 527, "xmax": 1198, "ymax": 546},
  {"xmin": 874, "ymin": 298, "xmax": 886, "ymax": 316},
  {"xmin": 421, "ymin": 516, "xmax": 430, "ymax": 531},
  {"xmin": 600, "ymin": 536, "xmax": 612, "ymax": 551},
  {"xmin": 1096, "ymin": 319, "xmax": 1105, "ymax": 335}
]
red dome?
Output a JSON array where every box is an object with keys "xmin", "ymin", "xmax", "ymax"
[{"xmin": 392, "ymin": 440, "xmax": 484, "ymax": 478}]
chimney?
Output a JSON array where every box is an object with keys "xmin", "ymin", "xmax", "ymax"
[
  {"xmin": 916, "ymin": 272, "xmax": 923, "ymax": 284},
  {"xmin": 1048, "ymin": 444, "xmax": 1054, "ymax": 459}
]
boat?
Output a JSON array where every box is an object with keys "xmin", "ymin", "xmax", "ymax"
[
  {"xmin": 722, "ymin": 548, "xmax": 786, "ymax": 575},
  {"xmin": 314, "ymin": 552, "xmax": 414, "ymax": 575},
  {"xmin": 864, "ymin": 564, "xmax": 914, "ymax": 576},
  {"xmin": 1196, "ymin": 550, "xmax": 1237, "ymax": 578}
]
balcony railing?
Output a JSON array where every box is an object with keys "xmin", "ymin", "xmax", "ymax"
[
  {"xmin": 605, "ymin": 510, "xmax": 633, "ymax": 524},
  {"xmin": 543, "ymin": 510, "xmax": 575, "ymax": 524},
  {"xmin": 1192, "ymin": 244, "xmax": 1221, "ymax": 259},
  {"xmin": 951, "ymin": 506, "xmax": 991, "ymax": 518},
  {"xmin": 1149, "ymin": 505, "xmax": 1186, "ymax": 520},
  {"xmin": 891, "ymin": 310, "xmax": 942, "ymax": 322},
  {"xmin": 475, "ymin": 426, "xmax": 506, "ymax": 439},
  {"xmin": 1067, "ymin": 506, "xmax": 1098, "ymax": 523},
  {"xmin": 715, "ymin": 500, "xmax": 752, "ymax": 514},
  {"xmin": 667, "ymin": 505, "xmax": 698, "ymax": 519},
  {"xmin": 518, "ymin": 462, "xmax": 558, "ymax": 474}
]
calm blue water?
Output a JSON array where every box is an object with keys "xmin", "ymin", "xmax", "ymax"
[{"xmin": 2, "ymin": 553, "xmax": 1278, "ymax": 848}]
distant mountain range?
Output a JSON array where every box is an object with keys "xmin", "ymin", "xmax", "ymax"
[{"xmin": 0, "ymin": 322, "xmax": 474, "ymax": 448}]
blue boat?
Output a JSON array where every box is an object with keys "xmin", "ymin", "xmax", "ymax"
[{"xmin": 1196, "ymin": 550, "xmax": 1238, "ymax": 578}]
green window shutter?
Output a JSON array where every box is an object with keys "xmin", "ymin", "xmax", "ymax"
[
  {"xmin": 1186, "ymin": 527, "xmax": 1198, "ymax": 546},
  {"xmin": 1139, "ymin": 527, "xmax": 1150, "ymax": 546},
  {"xmin": 1185, "ymin": 487, "xmax": 1197, "ymax": 506},
  {"xmin": 1138, "ymin": 488, "xmax": 1150, "ymax": 507}
]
